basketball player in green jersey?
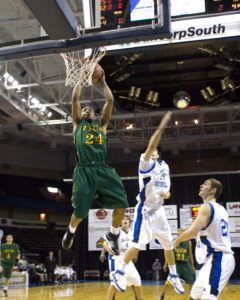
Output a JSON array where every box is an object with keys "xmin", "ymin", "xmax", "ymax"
[
  {"xmin": 160, "ymin": 228, "xmax": 195, "ymax": 300},
  {"xmin": 0, "ymin": 234, "xmax": 20, "ymax": 297},
  {"xmin": 62, "ymin": 72, "xmax": 129, "ymax": 255}
]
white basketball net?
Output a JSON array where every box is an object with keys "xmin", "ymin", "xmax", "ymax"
[{"xmin": 60, "ymin": 47, "xmax": 106, "ymax": 87}]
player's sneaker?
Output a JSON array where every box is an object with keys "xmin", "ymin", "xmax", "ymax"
[
  {"xmin": 104, "ymin": 232, "xmax": 119, "ymax": 255},
  {"xmin": 167, "ymin": 274, "xmax": 184, "ymax": 294},
  {"xmin": 110, "ymin": 270, "xmax": 127, "ymax": 292},
  {"xmin": 159, "ymin": 293, "xmax": 165, "ymax": 300},
  {"xmin": 62, "ymin": 227, "xmax": 75, "ymax": 250},
  {"xmin": 2, "ymin": 290, "xmax": 8, "ymax": 297}
]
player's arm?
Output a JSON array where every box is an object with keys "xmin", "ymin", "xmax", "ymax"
[
  {"xmin": 99, "ymin": 247, "xmax": 107, "ymax": 263},
  {"xmin": 189, "ymin": 241, "xmax": 195, "ymax": 274},
  {"xmin": 99, "ymin": 73, "xmax": 113, "ymax": 131},
  {"xmin": 16, "ymin": 245, "xmax": 20, "ymax": 261},
  {"xmin": 143, "ymin": 112, "xmax": 172, "ymax": 161},
  {"xmin": 103, "ymin": 241, "xmax": 115, "ymax": 256},
  {"xmin": 173, "ymin": 203, "xmax": 211, "ymax": 249},
  {"xmin": 72, "ymin": 83, "xmax": 82, "ymax": 132}
]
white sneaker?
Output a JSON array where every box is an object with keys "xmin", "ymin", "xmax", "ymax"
[
  {"xmin": 110, "ymin": 270, "xmax": 127, "ymax": 292},
  {"xmin": 167, "ymin": 274, "xmax": 185, "ymax": 294}
]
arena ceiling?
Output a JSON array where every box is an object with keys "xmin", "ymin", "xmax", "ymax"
[{"xmin": 0, "ymin": 0, "xmax": 240, "ymax": 156}]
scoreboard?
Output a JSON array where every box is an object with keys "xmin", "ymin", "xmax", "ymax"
[
  {"xmin": 191, "ymin": 206, "xmax": 201, "ymax": 218},
  {"xmin": 88, "ymin": 0, "xmax": 240, "ymax": 33}
]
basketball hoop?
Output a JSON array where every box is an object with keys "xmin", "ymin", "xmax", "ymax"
[{"xmin": 60, "ymin": 47, "xmax": 106, "ymax": 87}]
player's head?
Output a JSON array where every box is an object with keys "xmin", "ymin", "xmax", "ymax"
[
  {"xmin": 121, "ymin": 215, "xmax": 131, "ymax": 229},
  {"xmin": 199, "ymin": 179, "xmax": 223, "ymax": 200},
  {"xmin": 178, "ymin": 228, "xmax": 184, "ymax": 236},
  {"xmin": 151, "ymin": 148, "xmax": 159, "ymax": 161},
  {"xmin": 81, "ymin": 105, "xmax": 96, "ymax": 121},
  {"xmin": 6, "ymin": 234, "xmax": 13, "ymax": 244},
  {"xmin": 21, "ymin": 255, "xmax": 25, "ymax": 260}
]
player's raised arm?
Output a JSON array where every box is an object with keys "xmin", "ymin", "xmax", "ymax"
[
  {"xmin": 144, "ymin": 111, "xmax": 172, "ymax": 161},
  {"xmin": 72, "ymin": 83, "xmax": 82, "ymax": 133},
  {"xmin": 99, "ymin": 72, "xmax": 114, "ymax": 131},
  {"xmin": 173, "ymin": 203, "xmax": 211, "ymax": 249}
]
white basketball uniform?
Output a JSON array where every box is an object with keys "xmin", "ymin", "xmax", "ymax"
[
  {"xmin": 191, "ymin": 201, "xmax": 235, "ymax": 300},
  {"xmin": 109, "ymin": 228, "xmax": 141, "ymax": 287},
  {"xmin": 132, "ymin": 154, "xmax": 173, "ymax": 250}
]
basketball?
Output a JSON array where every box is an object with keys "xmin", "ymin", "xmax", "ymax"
[{"xmin": 92, "ymin": 64, "xmax": 103, "ymax": 83}]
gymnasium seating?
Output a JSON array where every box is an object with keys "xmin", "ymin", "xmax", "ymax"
[{"xmin": 1, "ymin": 227, "xmax": 77, "ymax": 264}]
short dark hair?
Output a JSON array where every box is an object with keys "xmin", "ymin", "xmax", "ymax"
[
  {"xmin": 208, "ymin": 178, "xmax": 223, "ymax": 199},
  {"xmin": 6, "ymin": 234, "xmax": 13, "ymax": 238}
]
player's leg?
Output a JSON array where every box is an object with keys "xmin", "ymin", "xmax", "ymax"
[
  {"xmin": 134, "ymin": 286, "xmax": 143, "ymax": 300},
  {"xmin": 153, "ymin": 207, "xmax": 184, "ymax": 294},
  {"xmin": 95, "ymin": 165, "xmax": 128, "ymax": 255},
  {"xmin": 159, "ymin": 280, "xmax": 170, "ymax": 300},
  {"xmin": 111, "ymin": 207, "xmax": 150, "ymax": 292},
  {"xmin": 1, "ymin": 262, "xmax": 14, "ymax": 297},
  {"xmin": 200, "ymin": 253, "xmax": 235, "ymax": 300},
  {"xmin": 181, "ymin": 262, "xmax": 194, "ymax": 294},
  {"xmin": 62, "ymin": 166, "xmax": 98, "ymax": 250},
  {"xmin": 107, "ymin": 285, "xmax": 117, "ymax": 300}
]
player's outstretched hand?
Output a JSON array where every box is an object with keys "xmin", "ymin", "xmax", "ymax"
[
  {"xmin": 99, "ymin": 254, "xmax": 106, "ymax": 263},
  {"xmin": 160, "ymin": 111, "xmax": 172, "ymax": 129},
  {"xmin": 0, "ymin": 266, "xmax": 2, "ymax": 273}
]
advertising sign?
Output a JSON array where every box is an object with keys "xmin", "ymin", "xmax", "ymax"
[{"xmin": 227, "ymin": 202, "xmax": 240, "ymax": 217}]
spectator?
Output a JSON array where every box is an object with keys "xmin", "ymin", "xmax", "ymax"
[
  {"xmin": 152, "ymin": 259, "xmax": 162, "ymax": 281},
  {"xmin": 68, "ymin": 265, "xmax": 76, "ymax": 281},
  {"xmin": 36, "ymin": 263, "xmax": 47, "ymax": 284},
  {"xmin": 18, "ymin": 255, "xmax": 28, "ymax": 272},
  {"xmin": 45, "ymin": 251, "xmax": 57, "ymax": 284},
  {"xmin": 28, "ymin": 264, "xmax": 41, "ymax": 285}
]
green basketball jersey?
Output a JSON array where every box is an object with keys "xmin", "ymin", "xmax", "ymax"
[
  {"xmin": 174, "ymin": 240, "xmax": 190, "ymax": 263},
  {"xmin": 73, "ymin": 119, "xmax": 107, "ymax": 163},
  {"xmin": 1, "ymin": 243, "xmax": 20, "ymax": 264}
]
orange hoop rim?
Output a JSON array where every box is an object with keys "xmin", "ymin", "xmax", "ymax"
[{"xmin": 59, "ymin": 47, "xmax": 106, "ymax": 62}]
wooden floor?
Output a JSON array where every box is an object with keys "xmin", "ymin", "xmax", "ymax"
[{"xmin": 3, "ymin": 282, "xmax": 240, "ymax": 300}]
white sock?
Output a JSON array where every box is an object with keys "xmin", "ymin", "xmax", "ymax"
[
  {"xmin": 168, "ymin": 264, "xmax": 177, "ymax": 275},
  {"xmin": 119, "ymin": 261, "xmax": 127, "ymax": 273},
  {"xmin": 69, "ymin": 225, "xmax": 76, "ymax": 234},
  {"xmin": 110, "ymin": 226, "xmax": 119, "ymax": 235},
  {"xmin": 4, "ymin": 286, "xmax": 8, "ymax": 290}
]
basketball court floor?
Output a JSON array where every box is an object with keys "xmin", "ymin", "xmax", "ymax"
[{"xmin": 4, "ymin": 281, "xmax": 240, "ymax": 300}]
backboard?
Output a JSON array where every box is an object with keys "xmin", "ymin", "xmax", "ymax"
[{"xmin": 0, "ymin": 0, "xmax": 170, "ymax": 61}]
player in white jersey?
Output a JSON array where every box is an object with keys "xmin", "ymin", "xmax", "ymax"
[
  {"xmin": 111, "ymin": 111, "xmax": 184, "ymax": 295},
  {"xmin": 104, "ymin": 215, "xmax": 142, "ymax": 300},
  {"xmin": 0, "ymin": 229, "xmax": 3, "ymax": 273},
  {"xmin": 173, "ymin": 179, "xmax": 235, "ymax": 300}
]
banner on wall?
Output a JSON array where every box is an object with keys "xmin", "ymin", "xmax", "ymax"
[
  {"xmin": 88, "ymin": 207, "xmax": 146, "ymax": 251},
  {"xmin": 163, "ymin": 205, "xmax": 178, "ymax": 219},
  {"xmin": 179, "ymin": 208, "xmax": 193, "ymax": 229},
  {"xmin": 230, "ymin": 233, "xmax": 240, "ymax": 247},
  {"xmin": 0, "ymin": 218, "xmax": 12, "ymax": 227},
  {"xmin": 229, "ymin": 217, "xmax": 240, "ymax": 233},
  {"xmin": 227, "ymin": 202, "xmax": 240, "ymax": 217}
]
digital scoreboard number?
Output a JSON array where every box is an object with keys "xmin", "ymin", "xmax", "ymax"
[
  {"xmin": 208, "ymin": 0, "xmax": 240, "ymax": 13},
  {"xmin": 191, "ymin": 206, "xmax": 201, "ymax": 218},
  {"xmin": 100, "ymin": 0, "xmax": 125, "ymax": 27}
]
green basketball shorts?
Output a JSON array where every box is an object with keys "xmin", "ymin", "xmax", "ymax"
[
  {"xmin": 176, "ymin": 261, "xmax": 194, "ymax": 284},
  {"xmin": 71, "ymin": 162, "xmax": 129, "ymax": 219},
  {"xmin": 0, "ymin": 262, "xmax": 14, "ymax": 279}
]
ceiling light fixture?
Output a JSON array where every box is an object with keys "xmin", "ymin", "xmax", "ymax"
[{"xmin": 173, "ymin": 91, "xmax": 191, "ymax": 109}]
